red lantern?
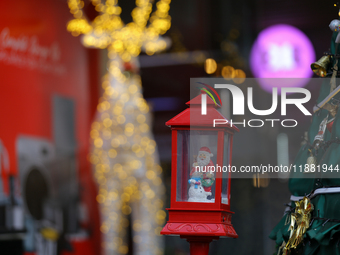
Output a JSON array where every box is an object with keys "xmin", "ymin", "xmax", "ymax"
[{"xmin": 161, "ymin": 93, "xmax": 239, "ymax": 254}]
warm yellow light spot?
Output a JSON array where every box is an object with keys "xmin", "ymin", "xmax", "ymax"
[
  {"xmin": 102, "ymin": 101, "xmax": 111, "ymax": 110},
  {"xmin": 131, "ymin": 160, "xmax": 142, "ymax": 169},
  {"xmin": 140, "ymin": 182, "xmax": 150, "ymax": 191},
  {"xmin": 108, "ymin": 191, "xmax": 118, "ymax": 201},
  {"xmin": 117, "ymin": 115, "xmax": 126, "ymax": 124},
  {"xmin": 141, "ymin": 136, "xmax": 149, "ymax": 145},
  {"xmin": 136, "ymin": 150, "xmax": 145, "ymax": 158},
  {"xmin": 121, "ymin": 52, "xmax": 132, "ymax": 62},
  {"xmin": 133, "ymin": 222, "xmax": 142, "ymax": 232},
  {"xmin": 145, "ymin": 189, "xmax": 155, "ymax": 199},
  {"xmin": 132, "ymin": 144, "xmax": 141, "ymax": 152},
  {"xmin": 118, "ymin": 171, "xmax": 128, "ymax": 180},
  {"xmin": 139, "ymin": 123, "xmax": 149, "ymax": 133},
  {"xmin": 99, "ymin": 188, "xmax": 107, "ymax": 195},
  {"xmin": 153, "ymin": 177, "xmax": 162, "ymax": 186},
  {"xmin": 155, "ymin": 165, "xmax": 162, "ymax": 173},
  {"xmin": 113, "ymin": 40, "xmax": 124, "ymax": 52},
  {"xmin": 204, "ymin": 58, "xmax": 217, "ymax": 74},
  {"xmin": 233, "ymin": 69, "xmax": 246, "ymax": 84},
  {"xmin": 113, "ymin": 237, "xmax": 123, "ymax": 248},
  {"xmin": 122, "ymin": 205, "xmax": 132, "ymax": 215},
  {"xmin": 105, "ymin": 87, "xmax": 115, "ymax": 96},
  {"xmin": 139, "ymin": 101, "xmax": 150, "ymax": 113},
  {"xmin": 94, "ymin": 138, "xmax": 103, "ymax": 148},
  {"xmin": 103, "ymin": 129, "xmax": 111, "ymax": 139},
  {"xmin": 113, "ymin": 106, "xmax": 122, "ymax": 115},
  {"xmin": 261, "ymin": 178, "xmax": 270, "ymax": 188},
  {"xmin": 90, "ymin": 129, "xmax": 99, "ymax": 138},
  {"xmin": 221, "ymin": 66, "xmax": 235, "ymax": 80},
  {"xmin": 102, "ymin": 80, "xmax": 110, "ymax": 89},
  {"xmin": 128, "ymin": 84, "xmax": 138, "ymax": 94},
  {"xmin": 146, "ymin": 170, "xmax": 156, "ymax": 180},
  {"xmin": 101, "ymin": 112, "xmax": 110, "ymax": 120},
  {"xmin": 134, "ymin": 190, "xmax": 143, "ymax": 200},
  {"xmin": 96, "ymin": 164, "xmax": 104, "ymax": 173},
  {"xmin": 89, "ymin": 155, "xmax": 99, "ymax": 164},
  {"xmin": 156, "ymin": 210, "xmax": 166, "ymax": 220},
  {"xmin": 154, "ymin": 199, "xmax": 164, "ymax": 208},
  {"xmin": 109, "ymin": 211, "xmax": 118, "ymax": 221},
  {"xmin": 146, "ymin": 145, "xmax": 155, "ymax": 154},
  {"xmin": 103, "ymin": 118, "xmax": 112, "ymax": 127},
  {"xmin": 121, "ymin": 193, "xmax": 130, "ymax": 202},
  {"xmin": 111, "ymin": 138, "xmax": 120, "ymax": 148},
  {"xmin": 118, "ymin": 246, "xmax": 129, "ymax": 254},
  {"xmin": 137, "ymin": 114, "xmax": 146, "ymax": 123},
  {"xmin": 120, "ymin": 93, "xmax": 129, "ymax": 103},
  {"xmin": 117, "ymin": 135, "xmax": 127, "ymax": 145},
  {"xmin": 96, "ymin": 194, "xmax": 105, "ymax": 203},
  {"xmin": 100, "ymin": 224, "xmax": 109, "ymax": 233},
  {"xmin": 113, "ymin": 164, "xmax": 122, "ymax": 172},
  {"xmin": 124, "ymin": 123, "xmax": 134, "ymax": 136},
  {"xmin": 123, "ymin": 188, "xmax": 133, "ymax": 196},
  {"xmin": 91, "ymin": 121, "xmax": 100, "ymax": 130},
  {"xmin": 108, "ymin": 149, "xmax": 117, "ymax": 158}
]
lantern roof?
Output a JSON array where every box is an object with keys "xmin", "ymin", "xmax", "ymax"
[{"xmin": 166, "ymin": 94, "xmax": 239, "ymax": 132}]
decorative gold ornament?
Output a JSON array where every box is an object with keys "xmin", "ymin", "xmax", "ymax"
[
  {"xmin": 322, "ymin": 103, "xmax": 338, "ymax": 118},
  {"xmin": 282, "ymin": 197, "xmax": 313, "ymax": 254},
  {"xmin": 40, "ymin": 227, "xmax": 59, "ymax": 241},
  {"xmin": 311, "ymin": 55, "xmax": 330, "ymax": 78},
  {"xmin": 305, "ymin": 151, "xmax": 317, "ymax": 174}
]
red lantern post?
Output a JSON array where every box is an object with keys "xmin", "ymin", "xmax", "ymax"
[{"xmin": 161, "ymin": 94, "xmax": 239, "ymax": 254}]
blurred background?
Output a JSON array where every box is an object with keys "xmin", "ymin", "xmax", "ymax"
[{"xmin": 0, "ymin": 0, "xmax": 337, "ymax": 254}]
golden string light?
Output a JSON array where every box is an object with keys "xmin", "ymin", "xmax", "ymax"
[
  {"xmin": 90, "ymin": 70, "xmax": 166, "ymax": 254},
  {"xmin": 204, "ymin": 58, "xmax": 217, "ymax": 74},
  {"xmin": 233, "ymin": 69, "xmax": 246, "ymax": 84},
  {"xmin": 67, "ymin": 0, "xmax": 171, "ymax": 61},
  {"xmin": 221, "ymin": 65, "xmax": 235, "ymax": 80},
  {"xmin": 67, "ymin": 1, "xmax": 171, "ymax": 254},
  {"xmin": 204, "ymin": 59, "xmax": 246, "ymax": 84}
]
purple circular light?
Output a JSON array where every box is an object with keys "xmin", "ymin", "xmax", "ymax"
[{"xmin": 250, "ymin": 24, "xmax": 315, "ymax": 92}]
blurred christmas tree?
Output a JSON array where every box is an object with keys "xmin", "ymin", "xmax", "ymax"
[{"xmin": 270, "ymin": 11, "xmax": 340, "ymax": 255}]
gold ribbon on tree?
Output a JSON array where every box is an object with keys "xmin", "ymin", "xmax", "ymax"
[{"xmin": 281, "ymin": 197, "xmax": 314, "ymax": 255}]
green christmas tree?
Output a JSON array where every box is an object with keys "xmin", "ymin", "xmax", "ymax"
[{"xmin": 270, "ymin": 18, "xmax": 340, "ymax": 255}]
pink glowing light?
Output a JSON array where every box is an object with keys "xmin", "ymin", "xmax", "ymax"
[{"xmin": 250, "ymin": 24, "xmax": 316, "ymax": 92}]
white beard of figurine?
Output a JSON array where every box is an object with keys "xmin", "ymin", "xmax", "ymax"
[
  {"xmin": 188, "ymin": 181, "xmax": 212, "ymax": 202},
  {"xmin": 196, "ymin": 152, "xmax": 210, "ymax": 166}
]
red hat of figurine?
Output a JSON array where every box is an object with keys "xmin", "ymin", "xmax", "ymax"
[{"xmin": 199, "ymin": 146, "xmax": 213, "ymax": 157}]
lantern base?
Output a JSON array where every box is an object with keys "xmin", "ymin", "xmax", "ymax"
[{"xmin": 160, "ymin": 222, "xmax": 238, "ymax": 238}]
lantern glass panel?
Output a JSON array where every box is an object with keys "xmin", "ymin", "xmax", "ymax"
[
  {"xmin": 221, "ymin": 132, "xmax": 230, "ymax": 204},
  {"xmin": 176, "ymin": 130, "xmax": 218, "ymax": 202}
]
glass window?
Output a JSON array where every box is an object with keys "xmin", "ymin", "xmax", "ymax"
[
  {"xmin": 221, "ymin": 132, "xmax": 230, "ymax": 205},
  {"xmin": 176, "ymin": 130, "xmax": 218, "ymax": 203}
]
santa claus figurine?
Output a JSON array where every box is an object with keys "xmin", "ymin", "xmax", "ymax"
[{"xmin": 190, "ymin": 146, "xmax": 215, "ymax": 194}]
